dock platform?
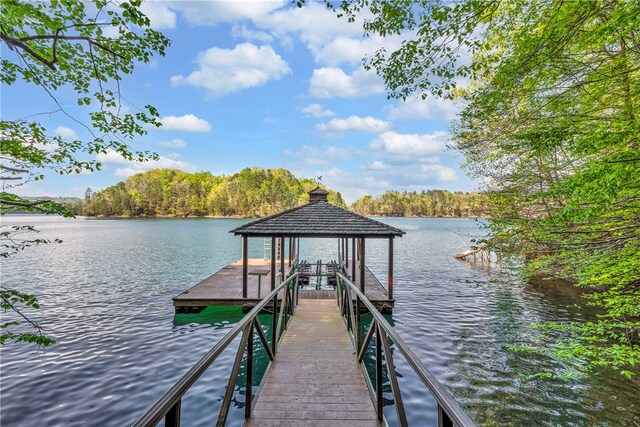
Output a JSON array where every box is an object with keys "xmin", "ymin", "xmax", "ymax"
[
  {"xmin": 246, "ymin": 299, "xmax": 379, "ymax": 426},
  {"xmin": 173, "ymin": 259, "xmax": 394, "ymax": 313}
]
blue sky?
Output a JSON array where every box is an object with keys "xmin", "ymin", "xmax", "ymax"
[{"xmin": 5, "ymin": 1, "xmax": 476, "ymax": 203}]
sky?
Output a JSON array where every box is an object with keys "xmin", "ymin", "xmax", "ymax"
[{"xmin": 4, "ymin": 0, "xmax": 476, "ymax": 204}]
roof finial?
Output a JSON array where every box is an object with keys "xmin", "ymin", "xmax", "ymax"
[{"xmin": 308, "ymin": 186, "xmax": 329, "ymax": 202}]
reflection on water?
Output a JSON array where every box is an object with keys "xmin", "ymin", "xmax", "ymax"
[{"xmin": 0, "ymin": 216, "xmax": 638, "ymax": 426}]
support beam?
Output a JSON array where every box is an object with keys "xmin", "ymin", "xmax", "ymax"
[
  {"xmin": 242, "ymin": 236, "xmax": 248, "ymax": 298},
  {"xmin": 388, "ymin": 237, "xmax": 394, "ymax": 300},
  {"xmin": 345, "ymin": 238, "xmax": 349, "ymax": 268},
  {"xmin": 270, "ymin": 236, "xmax": 276, "ymax": 291},
  {"xmin": 280, "ymin": 236, "xmax": 285, "ymax": 281},
  {"xmin": 288, "ymin": 237, "xmax": 292, "ymax": 267},
  {"xmin": 360, "ymin": 238, "xmax": 365, "ymax": 293},
  {"xmin": 351, "ymin": 237, "xmax": 356, "ymax": 280},
  {"xmin": 292, "ymin": 238, "xmax": 296, "ymax": 265}
]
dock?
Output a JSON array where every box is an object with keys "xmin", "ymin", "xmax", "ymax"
[
  {"xmin": 173, "ymin": 259, "xmax": 292, "ymax": 313},
  {"xmin": 173, "ymin": 259, "xmax": 394, "ymax": 313},
  {"xmin": 134, "ymin": 189, "xmax": 476, "ymax": 427},
  {"xmin": 246, "ymin": 299, "xmax": 378, "ymax": 426}
]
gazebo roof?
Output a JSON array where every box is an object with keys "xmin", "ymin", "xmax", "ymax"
[{"xmin": 230, "ymin": 200, "xmax": 405, "ymax": 238}]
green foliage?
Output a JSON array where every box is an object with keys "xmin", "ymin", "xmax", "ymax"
[
  {"xmin": 1, "ymin": 0, "xmax": 168, "ymax": 347},
  {"xmin": 1, "ymin": 287, "xmax": 56, "ymax": 346},
  {"xmin": 1, "ymin": 0, "xmax": 169, "ymax": 183},
  {"xmin": 82, "ymin": 168, "xmax": 346, "ymax": 217},
  {"xmin": 334, "ymin": 0, "xmax": 640, "ymax": 377},
  {"xmin": 350, "ymin": 190, "xmax": 482, "ymax": 217}
]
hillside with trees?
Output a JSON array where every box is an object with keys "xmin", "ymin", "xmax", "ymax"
[
  {"xmin": 82, "ymin": 168, "xmax": 345, "ymax": 217},
  {"xmin": 350, "ymin": 190, "xmax": 483, "ymax": 217}
]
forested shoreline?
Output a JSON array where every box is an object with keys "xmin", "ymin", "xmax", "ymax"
[
  {"xmin": 81, "ymin": 168, "xmax": 345, "ymax": 217},
  {"xmin": 76, "ymin": 168, "xmax": 480, "ymax": 218}
]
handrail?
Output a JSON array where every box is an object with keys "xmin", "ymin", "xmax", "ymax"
[
  {"xmin": 132, "ymin": 272, "xmax": 300, "ymax": 427},
  {"xmin": 336, "ymin": 272, "xmax": 476, "ymax": 427}
]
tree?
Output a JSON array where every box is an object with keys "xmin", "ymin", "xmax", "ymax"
[
  {"xmin": 1, "ymin": 0, "xmax": 169, "ymax": 345},
  {"xmin": 83, "ymin": 167, "xmax": 345, "ymax": 218},
  {"xmin": 325, "ymin": 0, "xmax": 640, "ymax": 377}
]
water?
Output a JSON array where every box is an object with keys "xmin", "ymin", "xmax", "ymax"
[{"xmin": 1, "ymin": 216, "xmax": 638, "ymax": 426}]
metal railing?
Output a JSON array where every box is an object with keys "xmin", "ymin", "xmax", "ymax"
[
  {"xmin": 336, "ymin": 272, "xmax": 477, "ymax": 427},
  {"xmin": 132, "ymin": 272, "xmax": 300, "ymax": 427}
]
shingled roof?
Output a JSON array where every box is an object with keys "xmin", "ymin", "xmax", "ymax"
[{"xmin": 230, "ymin": 200, "xmax": 405, "ymax": 238}]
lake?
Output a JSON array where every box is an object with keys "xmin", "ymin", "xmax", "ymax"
[{"xmin": 1, "ymin": 216, "xmax": 638, "ymax": 426}]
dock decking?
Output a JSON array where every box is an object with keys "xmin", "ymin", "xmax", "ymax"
[
  {"xmin": 173, "ymin": 259, "xmax": 292, "ymax": 312},
  {"xmin": 246, "ymin": 299, "xmax": 379, "ymax": 427},
  {"xmin": 173, "ymin": 259, "xmax": 394, "ymax": 313}
]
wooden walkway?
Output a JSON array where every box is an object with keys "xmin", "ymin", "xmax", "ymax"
[{"xmin": 246, "ymin": 299, "xmax": 379, "ymax": 427}]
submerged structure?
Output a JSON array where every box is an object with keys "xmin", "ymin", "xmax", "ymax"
[
  {"xmin": 173, "ymin": 187, "xmax": 404, "ymax": 313},
  {"xmin": 138, "ymin": 189, "xmax": 475, "ymax": 427}
]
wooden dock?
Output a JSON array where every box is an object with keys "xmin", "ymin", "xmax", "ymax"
[
  {"xmin": 174, "ymin": 259, "xmax": 394, "ymax": 313},
  {"xmin": 173, "ymin": 259, "xmax": 292, "ymax": 313},
  {"xmin": 246, "ymin": 299, "xmax": 379, "ymax": 427}
]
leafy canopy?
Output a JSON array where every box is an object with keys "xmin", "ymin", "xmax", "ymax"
[
  {"xmin": 325, "ymin": 0, "xmax": 640, "ymax": 378},
  {"xmin": 1, "ymin": 0, "xmax": 169, "ymax": 346}
]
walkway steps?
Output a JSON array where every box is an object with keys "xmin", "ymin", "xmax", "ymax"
[{"xmin": 246, "ymin": 299, "xmax": 379, "ymax": 427}]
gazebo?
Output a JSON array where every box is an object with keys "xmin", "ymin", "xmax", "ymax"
[{"xmin": 230, "ymin": 188, "xmax": 405, "ymax": 304}]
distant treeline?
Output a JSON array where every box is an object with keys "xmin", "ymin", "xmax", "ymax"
[
  {"xmin": 78, "ymin": 168, "xmax": 482, "ymax": 218},
  {"xmin": 82, "ymin": 168, "xmax": 345, "ymax": 217},
  {"xmin": 350, "ymin": 190, "xmax": 483, "ymax": 217}
]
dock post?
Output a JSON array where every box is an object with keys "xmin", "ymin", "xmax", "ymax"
[
  {"xmin": 351, "ymin": 237, "xmax": 356, "ymax": 280},
  {"xmin": 388, "ymin": 237, "xmax": 394, "ymax": 300},
  {"xmin": 345, "ymin": 238, "xmax": 349, "ymax": 268},
  {"xmin": 242, "ymin": 236, "xmax": 248, "ymax": 298},
  {"xmin": 271, "ymin": 236, "xmax": 276, "ymax": 291},
  {"xmin": 280, "ymin": 236, "xmax": 285, "ymax": 281},
  {"xmin": 360, "ymin": 238, "xmax": 365, "ymax": 293}
]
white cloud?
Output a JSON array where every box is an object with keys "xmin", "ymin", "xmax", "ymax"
[
  {"xmin": 53, "ymin": 126, "xmax": 77, "ymax": 139},
  {"xmin": 419, "ymin": 164, "xmax": 458, "ymax": 182},
  {"xmin": 171, "ymin": 43, "xmax": 291, "ymax": 98},
  {"xmin": 370, "ymin": 161, "xmax": 386, "ymax": 170},
  {"xmin": 258, "ymin": 3, "xmax": 361, "ymax": 53},
  {"xmin": 284, "ymin": 145, "xmax": 358, "ymax": 166},
  {"xmin": 168, "ymin": 1, "xmax": 287, "ymax": 26},
  {"xmin": 317, "ymin": 116, "xmax": 391, "ymax": 134},
  {"xmin": 314, "ymin": 35, "xmax": 404, "ymax": 66},
  {"xmin": 158, "ymin": 138, "xmax": 187, "ymax": 148},
  {"xmin": 159, "ymin": 114, "xmax": 211, "ymax": 132},
  {"xmin": 300, "ymin": 103, "xmax": 335, "ymax": 118},
  {"xmin": 387, "ymin": 96, "xmax": 459, "ymax": 121},
  {"xmin": 140, "ymin": 1, "xmax": 176, "ymax": 29},
  {"xmin": 96, "ymin": 149, "xmax": 197, "ymax": 178},
  {"xmin": 318, "ymin": 167, "xmax": 391, "ymax": 203},
  {"xmin": 231, "ymin": 25, "xmax": 274, "ymax": 43},
  {"xmin": 309, "ymin": 67, "xmax": 385, "ymax": 98},
  {"xmin": 370, "ymin": 131, "xmax": 448, "ymax": 155}
]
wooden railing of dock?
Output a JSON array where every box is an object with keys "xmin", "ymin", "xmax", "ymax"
[
  {"xmin": 336, "ymin": 272, "xmax": 476, "ymax": 427},
  {"xmin": 131, "ymin": 272, "xmax": 300, "ymax": 427}
]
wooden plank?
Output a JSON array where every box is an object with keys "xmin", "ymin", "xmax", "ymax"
[
  {"xmin": 247, "ymin": 299, "xmax": 378, "ymax": 426},
  {"xmin": 173, "ymin": 258, "xmax": 291, "ymax": 308}
]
